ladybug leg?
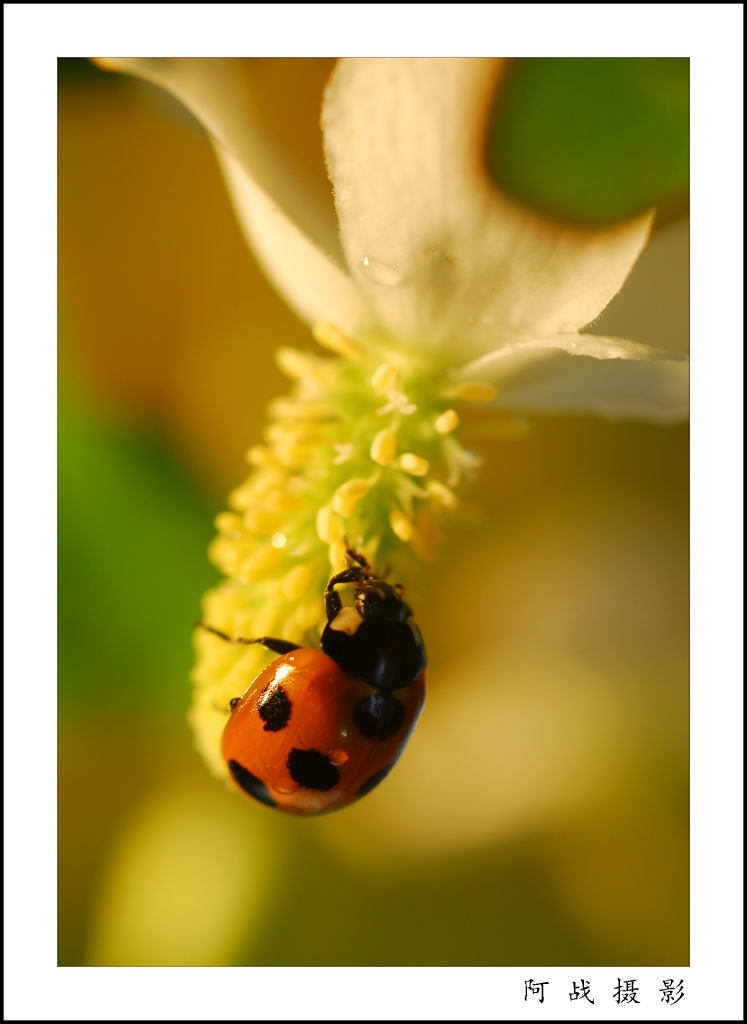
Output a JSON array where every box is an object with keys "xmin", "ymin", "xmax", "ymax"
[
  {"xmin": 324, "ymin": 567, "xmax": 364, "ymax": 621},
  {"xmin": 197, "ymin": 622, "xmax": 300, "ymax": 656},
  {"xmin": 324, "ymin": 585, "xmax": 342, "ymax": 622},
  {"xmin": 326, "ymin": 567, "xmax": 363, "ymax": 588},
  {"xmin": 345, "ymin": 547, "xmax": 371, "ymax": 571},
  {"xmin": 212, "ymin": 698, "xmax": 241, "ymax": 713}
]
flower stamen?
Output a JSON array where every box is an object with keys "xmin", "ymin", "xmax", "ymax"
[
  {"xmin": 316, "ymin": 505, "xmax": 342, "ymax": 544},
  {"xmin": 370, "ymin": 427, "xmax": 397, "ymax": 466},
  {"xmin": 371, "ymin": 364, "xmax": 402, "ymax": 393},
  {"xmin": 395, "ymin": 453, "xmax": 430, "ymax": 477},
  {"xmin": 435, "ymin": 409, "xmax": 460, "ymax": 434},
  {"xmin": 389, "ymin": 505, "xmax": 414, "ymax": 542},
  {"xmin": 426, "ymin": 480, "xmax": 459, "ymax": 510},
  {"xmin": 312, "ymin": 322, "xmax": 368, "ymax": 363}
]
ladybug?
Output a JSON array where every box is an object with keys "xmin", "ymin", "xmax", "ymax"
[{"xmin": 200, "ymin": 549, "xmax": 426, "ymax": 815}]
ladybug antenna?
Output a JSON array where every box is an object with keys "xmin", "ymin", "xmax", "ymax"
[{"xmin": 344, "ymin": 546, "xmax": 372, "ymax": 573}]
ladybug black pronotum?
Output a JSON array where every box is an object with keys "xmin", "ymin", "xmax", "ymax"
[{"xmin": 201, "ymin": 549, "xmax": 426, "ymax": 814}]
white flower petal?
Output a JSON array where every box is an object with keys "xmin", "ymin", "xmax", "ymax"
[
  {"xmin": 216, "ymin": 147, "xmax": 367, "ymax": 334},
  {"xmin": 95, "ymin": 57, "xmax": 366, "ymax": 334},
  {"xmin": 459, "ymin": 334, "xmax": 689, "ymax": 422},
  {"xmin": 323, "ymin": 58, "xmax": 653, "ymax": 367}
]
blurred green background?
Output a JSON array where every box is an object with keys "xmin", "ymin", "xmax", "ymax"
[{"xmin": 58, "ymin": 58, "xmax": 688, "ymax": 967}]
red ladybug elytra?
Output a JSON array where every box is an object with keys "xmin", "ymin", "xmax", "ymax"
[{"xmin": 201, "ymin": 549, "xmax": 426, "ymax": 815}]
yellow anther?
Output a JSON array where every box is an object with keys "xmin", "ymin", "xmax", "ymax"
[
  {"xmin": 277, "ymin": 612, "xmax": 302, "ymax": 645},
  {"xmin": 208, "ymin": 535, "xmax": 245, "ymax": 576},
  {"xmin": 214, "ymin": 511, "xmax": 244, "ymax": 535},
  {"xmin": 396, "ymin": 453, "xmax": 430, "ymax": 476},
  {"xmin": 246, "ymin": 445, "xmax": 275, "ymax": 467},
  {"xmin": 268, "ymin": 397, "xmax": 335, "ymax": 422},
  {"xmin": 228, "ymin": 470, "xmax": 285, "ymax": 511},
  {"xmin": 267, "ymin": 397, "xmax": 302, "ymax": 420},
  {"xmin": 275, "ymin": 443, "xmax": 314, "ymax": 468},
  {"xmin": 435, "ymin": 409, "xmax": 460, "ymax": 434},
  {"xmin": 335, "ymin": 478, "xmax": 373, "ymax": 500},
  {"xmin": 267, "ymin": 422, "xmax": 325, "ymax": 446},
  {"xmin": 451, "ymin": 382, "xmax": 498, "ymax": 403},
  {"xmin": 232, "ymin": 609, "xmax": 260, "ymax": 637},
  {"xmin": 370, "ymin": 428, "xmax": 397, "ymax": 466},
  {"xmin": 275, "ymin": 347, "xmax": 320, "ymax": 381},
  {"xmin": 244, "ymin": 509, "xmax": 283, "ymax": 535},
  {"xmin": 312, "ymin": 322, "xmax": 368, "ymax": 363},
  {"xmin": 316, "ymin": 505, "xmax": 342, "ymax": 544},
  {"xmin": 282, "ymin": 563, "xmax": 314, "ymax": 602},
  {"xmin": 389, "ymin": 506, "xmax": 414, "ymax": 542},
  {"xmin": 331, "ymin": 493, "xmax": 357, "ymax": 518},
  {"xmin": 426, "ymin": 480, "xmax": 459, "ymax": 510},
  {"xmin": 371, "ymin": 364, "xmax": 401, "ymax": 393},
  {"xmin": 266, "ymin": 423, "xmax": 297, "ymax": 443},
  {"xmin": 227, "ymin": 483, "xmax": 255, "ymax": 511},
  {"xmin": 265, "ymin": 489, "xmax": 302, "ymax": 514},
  {"xmin": 252, "ymin": 602, "xmax": 282, "ymax": 638},
  {"xmin": 300, "ymin": 402, "xmax": 337, "ymax": 421},
  {"xmin": 241, "ymin": 544, "xmax": 285, "ymax": 580}
]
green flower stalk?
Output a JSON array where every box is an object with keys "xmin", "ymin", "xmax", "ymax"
[{"xmin": 96, "ymin": 58, "xmax": 689, "ymax": 784}]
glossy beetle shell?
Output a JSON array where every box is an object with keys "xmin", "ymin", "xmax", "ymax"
[{"xmin": 222, "ymin": 648, "xmax": 426, "ymax": 815}]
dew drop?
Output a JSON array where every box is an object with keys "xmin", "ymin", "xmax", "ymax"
[{"xmin": 359, "ymin": 256, "xmax": 402, "ymax": 286}]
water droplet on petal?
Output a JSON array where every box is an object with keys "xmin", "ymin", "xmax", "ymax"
[{"xmin": 358, "ymin": 256, "xmax": 402, "ymax": 286}]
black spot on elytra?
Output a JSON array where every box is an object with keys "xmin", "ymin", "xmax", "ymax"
[
  {"xmin": 357, "ymin": 762, "xmax": 396, "ymax": 797},
  {"xmin": 256, "ymin": 685, "xmax": 291, "ymax": 731},
  {"xmin": 287, "ymin": 748, "xmax": 340, "ymax": 791},
  {"xmin": 353, "ymin": 692, "xmax": 405, "ymax": 741},
  {"xmin": 228, "ymin": 760, "xmax": 276, "ymax": 807}
]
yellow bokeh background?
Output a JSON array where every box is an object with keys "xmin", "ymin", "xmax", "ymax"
[{"xmin": 58, "ymin": 59, "xmax": 688, "ymax": 967}]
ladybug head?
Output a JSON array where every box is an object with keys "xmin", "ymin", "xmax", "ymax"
[
  {"xmin": 354, "ymin": 579, "xmax": 407, "ymax": 622},
  {"xmin": 321, "ymin": 549, "xmax": 426, "ymax": 690},
  {"xmin": 326, "ymin": 549, "xmax": 409, "ymax": 623}
]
